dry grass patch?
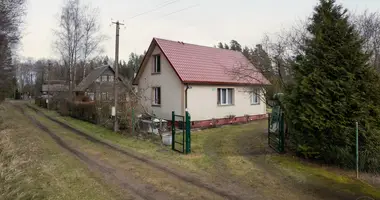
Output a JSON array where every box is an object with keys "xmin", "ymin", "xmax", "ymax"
[{"xmin": 0, "ymin": 102, "xmax": 123, "ymax": 200}]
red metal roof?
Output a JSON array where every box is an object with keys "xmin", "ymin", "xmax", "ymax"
[{"xmin": 137, "ymin": 38, "xmax": 270, "ymax": 85}]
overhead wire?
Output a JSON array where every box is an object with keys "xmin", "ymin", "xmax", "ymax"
[
  {"xmin": 128, "ymin": 0, "xmax": 181, "ymax": 20},
  {"xmin": 158, "ymin": 4, "xmax": 199, "ymax": 19}
]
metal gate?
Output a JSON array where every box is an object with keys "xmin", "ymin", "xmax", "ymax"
[
  {"xmin": 268, "ymin": 94, "xmax": 285, "ymax": 153},
  {"xmin": 171, "ymin": 111, "xmax": 191, "ymax": 154}
]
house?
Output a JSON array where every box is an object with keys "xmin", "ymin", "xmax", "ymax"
[
  {"xmin": 74, "ymin": 65, "xmax": 130, "ymax": 102},
  {"xmin": 41, "ymin": 80, "xmax": 69, "ymax": 98},
  {"xmin": 133, "ymin": 38, "xmax": 270, "ymax": 128}
]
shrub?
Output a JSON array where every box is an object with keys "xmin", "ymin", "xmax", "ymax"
[{"xmin": 57, "ymin": 99, "xmax": 98, "ymax": 124}]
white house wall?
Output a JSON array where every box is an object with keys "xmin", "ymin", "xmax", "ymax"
[
  {"xmin": 187, "ymin": 85, "xmax": 266, "ymax": 121},
  {"xmin": 138, "ymin": 45, "xmax": 183, "ymax": 120}
]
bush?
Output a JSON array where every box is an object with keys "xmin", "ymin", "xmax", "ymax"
[
  {"xmin": 35, "ymin": 97, "xmax": 47, "ymax": 108},
  {"xmin": 57, "ymin": 100, "xmax": 98, "ymax": 124}
]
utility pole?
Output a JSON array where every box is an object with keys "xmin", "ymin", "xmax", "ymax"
[
  {"xmin": 112, "ymin": 20, "xmax": 124, "ymax": 132},
  {"xmin": 47, "ymin": 61, "xmax": 51, "ymax": 110}
]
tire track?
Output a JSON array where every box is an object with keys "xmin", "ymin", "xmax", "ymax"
[
  {"xmin": 15, "ymin": 104, "xmax": 171, "ymax": 200},
  {"xmin": 25, "ymin": 104, "xmax": 252, "ymax": 200}
]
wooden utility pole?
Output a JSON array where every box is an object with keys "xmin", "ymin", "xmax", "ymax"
[
  {"xmin": 47, "ymin": 62, "xmax": 51, "ymax": 110},
  {"xmin": 112, "ymin": 20, "xmax": 124, "ymax": 132}
]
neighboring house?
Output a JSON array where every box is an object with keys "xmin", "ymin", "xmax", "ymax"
[
  {"xmin": 133, "ymin": 38, "xmax": 270, "ymax": 128},
  {"xmin": 41, "ymin": 80, "xmax": 69, "ymax": 97},
  {"xmin": 74, "ymin": 65, "xmax": 129, "ymax": 102}
]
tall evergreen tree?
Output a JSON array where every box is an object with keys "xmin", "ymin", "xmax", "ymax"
[
  {"xmin": 230, "ymin": 40, "xmax": 242, "ymax": 51},
  {"xmin": 217, "ymin": 42, "xmax": 224, "ymax": 49},
  {"xmin": 242, "ymin": 46, "xmax": 250, "ymax": 58},
  {"xmin": 285, "ymin": 0, "xmax": 380, "ymax": 171}
]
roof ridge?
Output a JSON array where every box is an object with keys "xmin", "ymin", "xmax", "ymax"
[{"xmin": 154, "ymin": 37, "xmax": 243, "ymax": 54}]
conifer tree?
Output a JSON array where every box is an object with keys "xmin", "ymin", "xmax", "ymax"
[{"xmin": 285, "ymin": 0, "xmax": 380, "ymax": 171}]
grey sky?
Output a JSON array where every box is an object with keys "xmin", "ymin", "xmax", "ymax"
[{"xmin": 20, "ymin": 0, "xmax": 380, "ymax": 61}]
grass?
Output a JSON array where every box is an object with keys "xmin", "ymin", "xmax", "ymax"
[
  {"xmin": 271, "ymin": 155, "xmax": 380, "ymax": 199},
  {"xmin": 30, "ymin": 103, "xmax": 380, "ymax": 199},
  {"xmin": 26, "ymin": 107, "xmax": 225, "ymax": 200},
  {"xmin": 1, "ymin": 103, "xmax": 123, "ymax": 200}
]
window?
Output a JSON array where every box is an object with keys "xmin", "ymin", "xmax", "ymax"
[
  {"xmin": 101, "ymin": 75, "xmax": 108, "ymax": 82},
  {"xmin": 217, "ymin": 88, "xmax": 234, "ymax": 105},
  {"xmin": 101, "ymin": 92, "xmax": 107, "ymax": 101},
  {"xmin": 87, "ymin": 92, "xmax": 95, "ymax": 101},
  {"xmin": 108, "ymin": 75, "xmax": 114, "ymax": 82},
  {"xmin": 152, "ymin": 87, "xmax": 161, "ymax": 105},
  {"xmin": 251, "ymin": 89, "xmax": 260, "ymax": 105},
  {"xmin": 153, "ymin": 55, "xmax": 161, "ymax": 73}
]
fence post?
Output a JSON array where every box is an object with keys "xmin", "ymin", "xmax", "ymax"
[
  {"xmin": 356, "ymin": 121, "xmax": 359, "ymax": 179},
  {"xmin": 185, "ymin": 111, "xmax": 191, "ymax": 154},
  {"xmin": 279, "ymin": 112, "xmax": 285, "ymax": 153},
  {"xmin": 132, "ymin": 107, "xmax": 135, "ymax": 135},
  {"xmin": 268, "ymin": 113, "xmax": 271, "ymax": 146},
  {"xmin": 172, "ymin": 111, "xmax": 175, "ymax": 151}
]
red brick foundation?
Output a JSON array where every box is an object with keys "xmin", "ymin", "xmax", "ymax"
[{"xmin": 168, "ymin": 114, "xmax": 268, "ymax": 129}]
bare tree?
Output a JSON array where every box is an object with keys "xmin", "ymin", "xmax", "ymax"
[
  {"xmin": 81, "ymin": 6, "xmax": 106, "ymax": 77},
  {"xmin": 226, "ymin": 20, "xmax": 308, "ymax": 105},
  {"xmin": 353, "ymin": 10, "xmax": 380, "ymax": 71},
  {"xmin": 53, "ymin": 0, "xmax": 105, "ymax": 97}
]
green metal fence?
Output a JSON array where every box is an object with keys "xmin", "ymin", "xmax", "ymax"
[
  {"xmin": 268, "ymin": 93, "xmax": 285, "ymax": 153},
  {"xmin": 172, "ymin": 111, "xmax": 191, "ymax": 154}
]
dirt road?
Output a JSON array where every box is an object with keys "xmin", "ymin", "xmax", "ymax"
[
  {"xmin": 15, "ymin": 102, "xmax": 263, "ymax": 200},
  {"xmin": 9, "ymin": 101, "xmax": 379, "ymax": 200}
]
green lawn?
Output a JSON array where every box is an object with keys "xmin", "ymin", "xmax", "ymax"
[{"xmin": 29, "ymin": 103, "xmax": 380, "ymax": 199}]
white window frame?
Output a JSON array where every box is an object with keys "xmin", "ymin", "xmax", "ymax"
[
  {"xmin": 218, "ymin": 88, "xmax": 234, "ymax": 105},
  {"xmin": 101, "ymin": 92, "xmax": 107, "ymax": 101},
  {"xmin": 153, "ymin": 55, "xmax": 161, "ymax": 73},
  {"xmin": 152, "ymin": 87, "xmax": 161, "ymax": 106},
  {"xmin": 251, "ymin": 89, "xmax": 260, "ymax": 105},
  {"xmin": 108, "ymin": 75, "xmax": 114, "ymax": 82},
  {"xmin": 87, "ymin": 92, "xmax": 95, "ymax": 101},
  {"xmin": 101, "ymin": 75, "xmax": 108, "ymax": 82}
]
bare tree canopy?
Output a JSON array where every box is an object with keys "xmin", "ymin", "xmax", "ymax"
[
  {"xmin": 0, "ymin": 0, "xmax": 26, "ymax": 45},
  {"xmin": 353, "ymin": 10, "xmax": 380, "ymax": 71},
  {"xmin": 53, "ymin": 0, "xmax": 106, "ymax": 95}
]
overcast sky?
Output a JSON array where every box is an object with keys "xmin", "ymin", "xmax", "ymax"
[{"xmin": 20, "ymin": 0, "xmax": 380, "ymax": 61}]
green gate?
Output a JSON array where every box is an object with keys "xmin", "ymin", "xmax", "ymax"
[
  {"xmin": 171, "ymin": 111, "xmax": 191, "ymax": 154},
  {"xmin": 268, "ymin": 93, "xmax": 285, "ymax": 153}
]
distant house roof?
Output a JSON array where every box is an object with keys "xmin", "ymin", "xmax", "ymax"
[
  {"xmin": 42, "ymin": 84, "xmax": 68, "ymax": 92},
  {"xmin": 134, "ymin": 38, "xmax": 270, "ymax": 85},
  {"xmin": 74, "ymin": 65, "xmax": 128, "ymax": 92}
]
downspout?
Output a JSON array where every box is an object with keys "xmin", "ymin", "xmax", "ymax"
[
  {"xmin": 185, "ymin": 84, "xmax": 189, "ymax": 111},
  {"xmin": 185, "ymin": 84, "xmax": 191, "ymax": 112}
]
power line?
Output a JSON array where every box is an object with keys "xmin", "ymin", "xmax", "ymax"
[
  {"xmin": 129, "ymin": 0, "xmax": 181, "ymax": 20},
  {"xmin": 158, "ymin": 4, "xmax": 199, "ymax": 19}
]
